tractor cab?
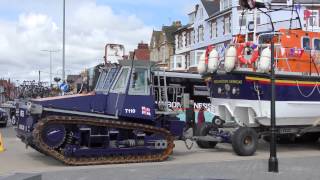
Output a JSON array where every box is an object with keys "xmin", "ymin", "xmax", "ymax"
[
  {"xmin": 102, "ymin": 60, "xmax": 155, "ymax": 121},
  {"xmin": 94, "ymin": 60, "xmax": 186, "ymax": 123}
]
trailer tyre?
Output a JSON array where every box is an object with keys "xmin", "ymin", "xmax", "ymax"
[
  {"xmin": 196, "ymin": 122, "xmax": 217, "ymax": 149},
  {"xmin": 232, "ymin": 127, "xmax": 258, "ymax": 156}
]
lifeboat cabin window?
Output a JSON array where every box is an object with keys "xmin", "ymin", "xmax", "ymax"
[
  {"xmin": 302, "ymin": 37, "xmax": 311, "ymax": 50},
  {"xmin": 314, "ymin": 39, "xmax": 320, "ymax": 50},
  {"xmin": 111, "ymin": 67, "xmax": 130, "ymax": 94},
  {"xmin": 129, "ymin": 68, "xmax": 149, "ymax": 95}
]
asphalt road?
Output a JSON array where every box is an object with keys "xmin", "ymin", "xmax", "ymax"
[{"xmin": 1, "ymin": 125, "xmax": 320, "ymax": 180}]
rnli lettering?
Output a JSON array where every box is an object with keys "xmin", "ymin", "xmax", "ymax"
[{"xmin": 214, "ymin": 80, "xmax": 242, "ymax": 84}]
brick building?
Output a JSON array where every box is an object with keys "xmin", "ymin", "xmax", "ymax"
[{"xmin": 130, "ymin": 42, "xmax": 150, "ymax": 61}]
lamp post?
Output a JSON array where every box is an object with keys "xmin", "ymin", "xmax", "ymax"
[
  {"xmin": 62, "ymin": 0, "xmax": 66, "ymax": 82},
  {"xmin": 238, "ymin": 0, "xmax": 278, "ymax": 173},
  {"xmin": 41, "ymin": 49, "xmax": 60, "ymax": 87}
]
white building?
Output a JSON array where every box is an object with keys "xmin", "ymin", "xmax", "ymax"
[{"xmin": 173, "ymin": 0, "xmax": 320, "ymax": 72}]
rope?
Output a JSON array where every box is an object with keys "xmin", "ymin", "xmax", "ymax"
[{"xmin": 184, "ymin": 139, "xmax": 194, "ymax": 150}]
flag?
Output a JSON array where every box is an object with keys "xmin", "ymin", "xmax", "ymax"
[
  {"xmin": 304, "ymin": 10, "xmax": 312, "ymax": 20},
  {"xmin": 141, "ymin": 106, "xmax": 151, "ymax": 116}
]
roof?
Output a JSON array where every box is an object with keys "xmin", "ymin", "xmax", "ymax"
[
  {"xmin": 175, "ymin": 24, "xmax": 193, "ymax": 33},
  {"xmin": 151, "ymin": 30, "xmax": 161, "ymax": 46},
  {"xmin": 162, "ymin": 26, "xmax": 179, "ymax": 44},
  {"xmin": 201, "ymin": 0, "xmax": 219, "ymax": 16}
]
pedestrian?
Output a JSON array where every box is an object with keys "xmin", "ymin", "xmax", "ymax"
[
  {"xmin": 185, "ymin": 100, "xmax": 195, "ymax": 130},
  {"xmin": 197, "ymin": 106, "xmax": 205, "ymax": 126}
]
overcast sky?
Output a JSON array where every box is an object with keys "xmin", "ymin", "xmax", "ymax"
[{"xmin": 0, "ymin": 0, "xmax": 197, "ymax": 83}]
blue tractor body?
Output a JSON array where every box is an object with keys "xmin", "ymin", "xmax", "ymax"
[{"xmin": 16, "ymin": 61, "xmax": 185, "ymax": 165}]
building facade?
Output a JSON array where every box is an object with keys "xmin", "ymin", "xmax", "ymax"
[
  {"xmin": 173, "ymin": 0, "xmax": 320, "ymax": 72},
  {"xmin": 150, "ymin": 21, "xmax": 181, "ymax": 70}
]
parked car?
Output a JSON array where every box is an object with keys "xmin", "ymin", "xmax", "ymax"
[{"xmin": 0, "ymin": 108, "xmax": 8, "ymax": 127}]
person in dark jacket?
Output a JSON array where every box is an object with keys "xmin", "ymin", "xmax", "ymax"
[
  {"xmin": 185, "ymin": 100, "xmax": 195, "ymax": 130},
  {"xmin": 197, "ymin": 106, "xmax": 205, "ymax": 126}
]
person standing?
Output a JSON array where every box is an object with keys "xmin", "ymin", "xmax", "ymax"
[{"xmin": 197, "ymin": 106, "xmax": 205, "ymax": 126}]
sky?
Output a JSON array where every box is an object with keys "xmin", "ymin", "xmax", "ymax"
[{"xmin": 0, "ymin": 0, "xmax": 198, "ymax": 84}]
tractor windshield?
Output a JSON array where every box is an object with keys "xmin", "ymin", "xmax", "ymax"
[
  {"xmin": 129, "ymin": 68, "xmax": 149, "ymax": 95},
  {"xmin": 95, "ymin": 67, "xmax": 119, "ymax": 94}
]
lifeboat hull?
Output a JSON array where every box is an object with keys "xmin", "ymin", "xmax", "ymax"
[{"xmin": 209, "ymin": 72, "xmax": 320, "ymax": 127}]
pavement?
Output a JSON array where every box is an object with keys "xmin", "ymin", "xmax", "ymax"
[{"xmin": 1, "ymin": 125, "xmax": 320, "ymax": 180}]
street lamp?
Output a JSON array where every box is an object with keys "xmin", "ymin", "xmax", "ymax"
[
  {"xmin": 239, "ymin": 0, "xmax": 278, "ymax": 173},
  {"xmin": 62, "ymin": 0, "xmax": 66, "ymax": 82},
  {"xmin": 41, "ymin": 49, "xmax": 60, "ymax": 87}
]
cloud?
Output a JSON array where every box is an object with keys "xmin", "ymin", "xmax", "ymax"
[{"xmin": 0, "ymin": 1, "xmax": 152, "ymax": 83}]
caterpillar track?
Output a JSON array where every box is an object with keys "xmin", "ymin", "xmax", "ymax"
[{"xmin": 32, "ymin": 115, "xmax": 175, "ymax": 166}]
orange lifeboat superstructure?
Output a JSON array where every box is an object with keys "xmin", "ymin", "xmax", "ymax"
[{"xmin": 230, "ymin": 29, "xmax": 320, "ymax": 75}]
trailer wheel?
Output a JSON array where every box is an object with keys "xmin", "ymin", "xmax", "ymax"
[
  {"xmin": 196, "ymin": 123, "xmax": 217, "ymax": 149},
  {"xmin": 232, "ymin": 127, "xmax": 258, "ymax": 156}
]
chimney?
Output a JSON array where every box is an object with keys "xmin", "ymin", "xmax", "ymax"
[
  {"xmin": 173, "ymin": 21, "xmax": 182, "ymax": 27},
  {"xmin": 138, "ymin": 42, "xmax": 149, "ymax": 49}
]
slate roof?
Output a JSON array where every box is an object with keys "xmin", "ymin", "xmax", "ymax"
[
  {"xmin": 151, "ymin": 30, "xmax": 161, "ymax": 46},
  {"xmin": 162, "ymin": 26, "xmax": 180, "ymax": 44},
  {"xmin": 201, "ymin": 0, "xmax": 219, "ymax": 16}
]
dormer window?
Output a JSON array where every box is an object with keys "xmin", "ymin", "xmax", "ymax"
[{"xmin": 220, "ymin": 0, "xmax": 232, "ymax": 11}]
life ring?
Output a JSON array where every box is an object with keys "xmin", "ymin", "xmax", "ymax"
[
  {"xmin": 205, "ymin": 45, "xmax": 214, "ymax": 65},
  {"xmin": 237, "ymin": 42, "xmax": 259, "ymax": 64}
]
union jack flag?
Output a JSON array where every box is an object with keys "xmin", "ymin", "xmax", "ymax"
[{"xmin": 141, "ymin": 106, "xmax": 151, "ymax": 116}]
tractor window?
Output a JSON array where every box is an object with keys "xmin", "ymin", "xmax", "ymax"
[
  {"xmin": 314, "ymin": 39, "xmax": 320, "ymax": 50},
  {"xmin": 302, "ymin": 37, "xmax": 311, "ymax": 50},
  {"xmin": 111, "ymin": 68, "xmax": 130, "ymax": 93},
  {"xmin": 129, "ymin": 68, "xmax": 148, "ymax": 95},
  {"xmin": 102, "ymin": 68, "xmax": 118, "ymax": 91},
  {"xmin": 95, "ymin": 71, "xmax": 107, "ymax": 91}
]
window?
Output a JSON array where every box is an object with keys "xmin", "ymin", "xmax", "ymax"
[
  {"xmin": 103, "ymin": 68, "xmax": 118, "ymax": 90},
  {"xmin": 220, "ymin": 0, "xmax": 232, "ymax": 11},
  {"xmin": 178, "ymin": 34, "xmax": 183, "ymax": 49},
  {"xmin": 257, "ymin": 13, "xmax": 261, "ymax": 25},
  {"xmin": 306, "ymin": 10, "xmax": 319, "ymax": 28},
  {"xmin": 211, "ymin": 20, "xmax": 217, "ymax": 38},
  {"xmin": 302, "ymin": 37, "xmax": 311, "ymax": 50},
  {"xmin": 95, "ymin": 71, "xmax": 107, "ymax": 90},
  {"xmin": 129, "ymin": 68, "xmax": 148, "ymax": 95},
  {"xmin": 184, "ymin": 32, "xmax": 188, "ymax": 47},
  {"xmin": 177, "ymin": 56, "xmax": 182, "ymax": 68},
  {"xmin": 314, "ymin": 39, "xmax": 320, "ymax": 50},
  {"xmin": 161, "ymin": 46, "xmax": 166, "ymax": 62},
  {"xmin": 188, "ymin": 31, "xmax": 191, "ymax": 46},
  {"xmin": 224, "ymin": 15, "xmax": 231, "ymax": 35},
  {"xmin": 198, "ymin": 25, "xmax": 204, "ymax": 42},
  {"xmin": 191, "ymin": 30, "xmax": 195, "ymax": 44},
  {"xmin": 239, "ymin": 12, "xmax": 246, "ymax": 28},
  {"xmin": 112, "ymin": 68, "xmax": 130, "ymax": 93},
  {"xmin": 191, "ymin": 51, "xmax": 204, "ymax": 67}
]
